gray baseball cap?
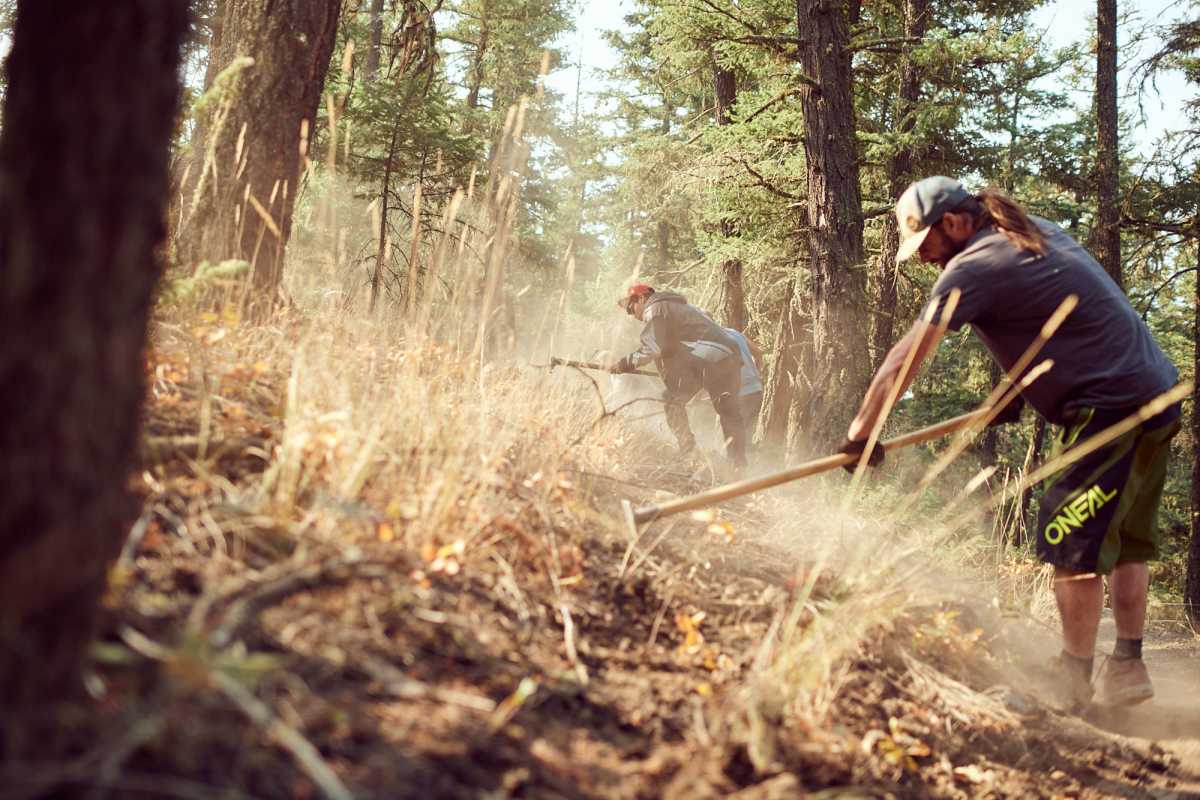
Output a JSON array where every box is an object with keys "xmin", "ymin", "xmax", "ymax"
[{"xmin": 894, "ymin": 176, "xmax": 971, "ymax": 263}]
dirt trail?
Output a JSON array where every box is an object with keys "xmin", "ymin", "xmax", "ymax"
[{"xmin": 1089, "ymin": 629, "xmax": 1200, "ymax": 780}]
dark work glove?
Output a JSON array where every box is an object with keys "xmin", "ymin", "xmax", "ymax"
[
  {"xmin": 610, "ymin": 356, "xmax": 633, "ymax": 374},
  {"xmin": 987, "ymin": 395, "xmax": 1025, "ymax": 427},
  {"xmin": 838, "ymin": 438, "xmax": 885, "ymax": 473}
]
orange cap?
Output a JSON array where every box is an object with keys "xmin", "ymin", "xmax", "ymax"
[{"xmin": 617, "ymin": 283, "xmax": 654, "ymax": 310}]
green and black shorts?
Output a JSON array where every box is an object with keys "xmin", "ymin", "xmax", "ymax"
[{"xmin": 1035, "ymin": 403, "xmax": 1181, "ymax": 574}]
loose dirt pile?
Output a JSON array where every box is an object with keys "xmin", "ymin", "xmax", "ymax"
[{"xmin": 7, "ymin": 319, "xmax": 1198, "ymax": 800}]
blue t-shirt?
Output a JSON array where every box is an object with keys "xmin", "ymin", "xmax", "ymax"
[
  {"xmin": 926, "ymin": 218, "xmax": 1179, "ymax": 424},
  {"xmin": 725, "ymin": 328, "xmax": 763, "ymax": 396}
]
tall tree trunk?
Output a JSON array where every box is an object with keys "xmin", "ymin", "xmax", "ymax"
[
  {"xmin": 202, "ymin": 0, "xmax": 227, "ymax": 92},
  {"xmin": 760, "ymin": 279, "xmax": 804, "ymax": 456},
  {"xmin": 656, "ymin": 219, "xmax": 672, "ymax": 278},
  {"xmin": 370, "ymin": 126, "xmax": 398, "ymax": 313},
  {"xmin": 714, "ymin": 62, "xmax": 746, "ymax": 330},
  {"xmin": 1018, "ymin": 416, "xmax": 1048, "ymax": 546},
  {"xmin": 0, "ymin": 0, "xmax": 187, "ymax": 738},
  {"xmin": 177, "ymin": 0, "xmax": 341, "ymax": 308},
  {"xmin": 1188, "ymin": 228, "xmax": 1200, "ymax": 625},
  {"xmin": 364, "ymin": 0, "xmax": 385, "ymax": 82},
  {"xmin": 655, "ymin": 97, "xmax": 672, "ymax": 279},
  {"xmin": 795, "ymin": 0, "xmax": 869, "ymax": 452},
  {"xmin": 979, "ymin": 358, "xmax": 1002, "ymax": 462},
  {"xmin": 466, "ymin": 0, "xmax": 491, "ymax": 111},
  {"xmin": 872, "ymin": 0, "xmax": 927, "ymax": 369},
  {"xmin": 1095, "ymin": 0, "xmax": 1122, "ymax": 289}
]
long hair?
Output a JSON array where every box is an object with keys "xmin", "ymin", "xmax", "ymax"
[{"xmin": 952, "ymin": 188, "xmax": 1047, "ymax": 256}]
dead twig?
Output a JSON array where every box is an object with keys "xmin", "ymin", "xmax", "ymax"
[
  {"xmin": 647, "ymin": 587, "xmax": 677, "ymax": 649},
  {"xmin": 619, "ymin": 517, "xmax": 682, "ymax": 582}
]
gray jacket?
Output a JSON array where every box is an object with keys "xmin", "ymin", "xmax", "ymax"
[{"xmin": 618, "ymin": 292, "xmax": 741, "ymax": 372}]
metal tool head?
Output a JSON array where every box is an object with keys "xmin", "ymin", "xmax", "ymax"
[{"xmin": 620, "ymin": 498, "xmax": 639, "ymax": 541}]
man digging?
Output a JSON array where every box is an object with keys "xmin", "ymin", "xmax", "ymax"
[
  {"xmin": 844, "ymin": 176, "xmax": 1181, "ymax": 709},
  {"xmin": 609, "ymin": 284, "xmax": 747, "ymax": 469}
]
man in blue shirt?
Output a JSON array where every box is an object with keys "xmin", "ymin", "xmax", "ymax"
[{"xmin": 724, "ymin": 327, "xmax": 763, "ymax": 447}]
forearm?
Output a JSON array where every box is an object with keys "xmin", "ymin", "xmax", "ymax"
[
  {"xmin": 847, "ymin": 323, "xmax": 941, "ymax": 441},
  {"xmin": 848, "ymin": 366, "xmax": 901, "ymax": 441}
]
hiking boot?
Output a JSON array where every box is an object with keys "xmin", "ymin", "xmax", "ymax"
[
  {"xmin": 1097, "ymin": 657, "xmax": 1154, "ymax": 706},
  {"xmin": 1045, "ymin": 653, "xmax": 1094, "ymax": 711}
]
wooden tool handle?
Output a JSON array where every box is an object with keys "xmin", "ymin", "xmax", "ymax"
[
  {"xmin": 631, "ymin": 411, "xmax": 983, "ymax": 524},
  {"xmin": 550, "ymin": 357, "xmax": 657, "ymax": 378}
]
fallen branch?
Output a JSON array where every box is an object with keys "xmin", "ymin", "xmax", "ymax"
[
  {"xmin": 208, "ymin": 554, "xmax": 387, "ymax": 648},
  {"xmin": 211, "ymin": 670, "xmax": 354, "ymax": 800},
  {"xmin": 141, "ymin": 434, "xmax": 270, "ymax": 465}
]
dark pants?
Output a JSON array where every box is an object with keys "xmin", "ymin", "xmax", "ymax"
[
  {"xmin": 740, "ymin": 391, "xmax": 763, "ymax": 446},
  {"xmin": 662, "ymin": 353, "xmax": 745, "ymax": 465}
]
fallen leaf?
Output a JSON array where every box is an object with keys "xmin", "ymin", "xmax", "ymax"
[{"xmin": 953, "ymin": 765, "xmax": 995, "ymax": 784}]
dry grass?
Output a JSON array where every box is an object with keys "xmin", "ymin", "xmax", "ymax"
[{"xmin": 49, "ymin": 279, "xmax": 1192, "ymax": 798}]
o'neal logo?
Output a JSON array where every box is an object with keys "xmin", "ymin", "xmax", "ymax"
[{"xmin": 1044, "ymin": 484, "xmax": 1118, "ymax": 545}]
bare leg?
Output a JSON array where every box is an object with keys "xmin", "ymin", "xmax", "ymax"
[
  {"xmin": 1054, "ymin": 566, "xmax": 1104, "ymax": 658},
  {"xmin": 1108, "ymin": 561, "xmax": 1149, "ymax": 640}
]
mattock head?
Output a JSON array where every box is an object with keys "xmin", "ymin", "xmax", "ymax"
[{"xmin": 620, "ymin": 499, "xmax": 639, "ymax": 540}]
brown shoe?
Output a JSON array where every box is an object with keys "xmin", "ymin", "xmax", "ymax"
[
  {"xmin": 1097, "ymin": 657, "xmax": 1154, "ymax": 706},
  {"xmin": 1046, "ymin": 654, "xmax": 1094, "ymax": 711}
]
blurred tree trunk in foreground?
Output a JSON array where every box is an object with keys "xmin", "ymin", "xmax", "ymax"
[
  {"xmin": 0, "ymin": 0, "xmax": 188, "ymax": 747},
  {"xmin": 176, "ymin": 0, "xmax": 341, "ymax": 308}
]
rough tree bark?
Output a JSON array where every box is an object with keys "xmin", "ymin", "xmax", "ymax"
[
  {"xmin": 1188, "ymin": 228, "xmax": 1200, "ymax": 625},
  {"xmin": 656, "ymin": 101, "xmax": 673, "ymax": 279},
  {"xmin": 0, "ymin": 0, "xmax": 188, "ymax": 739},
  {"xmin": 760, "ymin": 278, "xmax": 805, "ymax": 456},
  {"xmin": 1095, "ymin": 0, "xmax": 1122, "ymax": 289},
  {"xmin": 201, "ymin": 0, "xmax": 227, "ymax": 92},
  {"xmin": 714, "ymin": 62, "xmax": 747, "ymax": 330},
  {"xmin": 177, "ymin": 0, "xmax": 341, "ymax": 306},
  {"xmin": 466, "ymin": 0, "xmax": 491, "ymax": 111},
  {"xmin": 1018, "ymin": 416, "xmax": 1048, "ymax": 545},
  {"xmin": 872, "ymin": 0, "xmax": 927, "ymax": 369},
  {"xmin": 795, "ymin": 0, "xmax": 870, "ymax": 452},
  {"xmin": 365, "ymin": 0, "xmax": 385, "ymax": 81}
]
